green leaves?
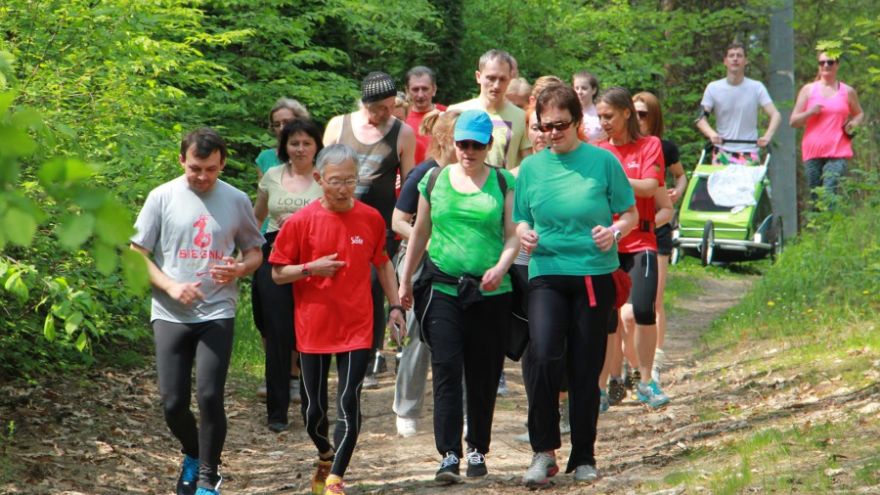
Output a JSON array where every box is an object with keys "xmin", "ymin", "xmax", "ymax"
[
  {"xmin": 56, "ymin": 213, "xmax": 96, "ymax": 250},
  {"xmin": 1, "ymin": 207, "xmax": 37, "ymax": 247},
  {"xmin": 121, "ymin": 249, "xmax": 149, "ymax": 295},
  {"xmin": 94, "ymin": 201, "xmax": 134, "ymax": 245},
  {"xmin": 3, "ymin": 270, "xmax": 28, "ymax": 302},
  {"xmin": 43, "ymin": 314, "xmax": 56, "ymax": 342}
]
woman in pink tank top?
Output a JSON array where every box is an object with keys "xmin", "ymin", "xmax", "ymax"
[{"xmin": 790, "ymin": 51, "xmax": 864, "ymax": 205}]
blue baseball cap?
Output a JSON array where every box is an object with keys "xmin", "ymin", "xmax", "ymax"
[{"xmin": 454, "ymin": 109, "xmax": 493, "ymax": 144}]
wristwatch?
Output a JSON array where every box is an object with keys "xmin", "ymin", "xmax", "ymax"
[
  {"xmin": 302, "ymin": 262, "xmax": 311, "ymax": 276},
  {"xmin": 610, "ymin": 226, "xmax": 622, "ymax": 243}
]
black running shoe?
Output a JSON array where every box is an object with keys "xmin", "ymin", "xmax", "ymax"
[
  {"xmin": 435, "ymin": 451, "xmax": 461, "ymax": 484},
  {"xmin": 608, "ymin": 377, "xmax": 626, "ymax": 405},
  {"xmin": 465, "ymin": 448, "xmax": 488, "ymax": 477}
]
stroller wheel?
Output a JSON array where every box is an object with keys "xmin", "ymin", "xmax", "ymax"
[
  {"xmin": 700, "ymin": 221, "xmax": 715, "ymax": 267},
  {"xmin": 770, "ymin": 216, "xmax": 784, "ymax": 262}
]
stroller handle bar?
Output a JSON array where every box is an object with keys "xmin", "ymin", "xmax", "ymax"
[{"xmin": 703, "ymin": 139, "xmax": 766, "ymax": 153}]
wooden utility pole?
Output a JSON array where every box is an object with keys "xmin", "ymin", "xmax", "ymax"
[{"xmin": 768, "ymin": 0, "xmax": 797, "ymax": 238}]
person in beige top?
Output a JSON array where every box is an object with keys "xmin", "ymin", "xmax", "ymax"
[
  {"xmin": 449, "ymin": 49, "xmax": 532, "ymax": 170},
  {"xmin": 252, "ymin": 118, "xmax": 324, "ymax": 433}
]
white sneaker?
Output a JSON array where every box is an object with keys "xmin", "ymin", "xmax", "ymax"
[
  {"xmin": 652, "ymin": 348, "xmax": 666, "ymax": 386},
  {"xmin": 362, "ymin": 374, "xmax": 379, "ymax": 389},
  {"xmin": 396, "ymin": 416, "xmax": 417, "ymax": 437},
  {"xmin": 289, "ymin": 377, "xmax": 301, "ymax": 404}
]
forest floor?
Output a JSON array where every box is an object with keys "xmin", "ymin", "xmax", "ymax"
[{"xmin": 2, "ymin": 273, "xmax": 879, "ymax": 494}]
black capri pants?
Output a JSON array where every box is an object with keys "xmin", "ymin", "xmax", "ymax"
[{"xmin": 619, "ymin": 250, "xmax": 659, "ymax": 325}]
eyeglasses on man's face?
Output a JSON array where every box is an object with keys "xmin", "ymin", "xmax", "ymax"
[
  {"xmin": 818, "ymin": 59, "xmax": 837, "ymax": 67},
  {"xmin": 324, "ymin": 178, "xmax": 358, "ymax": 187}
]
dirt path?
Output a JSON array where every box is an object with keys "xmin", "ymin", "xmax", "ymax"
[{"xmin": 1, "ymin": 276, "xmax": 752, "ymax": 495}]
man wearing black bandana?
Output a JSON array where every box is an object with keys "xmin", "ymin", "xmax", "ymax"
[{"xmin": 324, "ymin": 71, "xmax": 416, "ymax": 387}]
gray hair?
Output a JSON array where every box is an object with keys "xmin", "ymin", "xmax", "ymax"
[
  {"xmin": 478, "ymin": 49, "xmax": 516, "ymax": 74},
  {"xmin": 315, "ymin": 144, "xmax": 359, "ymax": 174},
  {"xmin": 268, "ymin": 97, "xmax": 310, "ymax": 128},
  {"xmin": 406, "ymin": 65, "xmax": 437, "ymax": 86}
]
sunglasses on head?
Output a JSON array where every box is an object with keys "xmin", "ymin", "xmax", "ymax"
[
  {"xmin": 636, "ymin": 110, "xmax": 649, "ymax": 119},
  {"xmin": 455, "ymin": 140, "xmax": 488, "ymax": 151},
  {"xmin": 818, "ymin": 59, "xmax": 837, "ymax": 67},
  {"xmin": 537, "ymin": 120, "xmax": 574, "ymax": 132}
]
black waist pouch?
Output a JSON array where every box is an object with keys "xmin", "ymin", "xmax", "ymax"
[{"xmin": 415, "ymin": 257, "xmax": 485, "ymax": 347}]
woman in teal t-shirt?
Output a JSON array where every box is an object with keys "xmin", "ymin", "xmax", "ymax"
[
  {"xmin": 398, "ymin": 110, "xmax": 519, "ymax": 484},
  {"xmin": 255, "ymin": 98, "xmax": 311, "ymax": 178},
  {"xmin": 514, "ymin": 84, "xmax": 637, "ymax": 487}
]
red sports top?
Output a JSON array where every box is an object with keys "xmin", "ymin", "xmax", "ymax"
[
  {"xmin": 406, "ymin": 104, "xmax": 448, "ymax": 164},
  {"xmin": 269, "ymin": 200, "xmax": 389, "ymax": 354},
  {"xmin": 598, "ymin": 136, "xmax": 665, "ymax": 253}
]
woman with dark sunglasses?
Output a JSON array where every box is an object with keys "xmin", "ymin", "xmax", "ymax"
[
  {"xmin": 596, "ymin": 87, "xmax": 672, "ymax": 412},
  {"xmin": 398, "ymin": 109, "xmax": 519, "ymax": 484},
  {"xmin": 790, "ymin": 52, "xmax": 864, "ymax": 205},
  {"xmin": 632, "ymin": 91, "xmax": 687, "ymax": 387},
  {"xmin": 515, "ymin": 84, "xmax": 637, "ymax": 487}
]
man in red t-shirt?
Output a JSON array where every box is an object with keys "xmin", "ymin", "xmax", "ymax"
[
  {"xmin": 269, "ymin": 143, "xmax": 406, "ymax": 495},
  {"xmin": 404, "ymin": 66, "xmax": 447, "ymax": 164}
]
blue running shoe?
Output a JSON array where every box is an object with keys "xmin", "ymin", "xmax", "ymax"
[
  {"xmin": 176, "ymin": 454, "xmax": 199, "ymax": 495},
  {"xmin": 599, "ymin": 390, "xmax": 610, "ymax": 413},
  {"xmin": 193, "ymin": 475, "xmax": 222, "ymax": 495},
  {"xmin": 636, "ymin": 380, "xmax": 670, "ymax": 408}
]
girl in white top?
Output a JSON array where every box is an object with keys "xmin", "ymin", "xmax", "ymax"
[{"xmin": 573, "ymin": 70, "xmax": 605, "ymax": 143}]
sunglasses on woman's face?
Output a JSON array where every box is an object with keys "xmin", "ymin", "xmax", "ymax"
[
  {"xmin": 455, "ymin": 140, "xmax": 488, "ymax": 151},
  {"xmin": 818, "ymin": 59, "xmax": 837, "ymax": 67},
  {"xmin": 636, "ymin": 110, "xmax": 649, "ymax": 120},
  {"xmin": 537, "ymin": 120, "xmax": 574, "ymax": 132}
]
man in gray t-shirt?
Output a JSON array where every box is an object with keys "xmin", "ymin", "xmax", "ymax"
[
  {"xmin": 697, "ymin": 41, "xmax": 781, "ymax": 155},
  {"xmin": 130, "ymin": 128, "xmax": 263, "ymax": 495}
]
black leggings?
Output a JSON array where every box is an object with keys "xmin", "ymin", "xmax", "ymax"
[
  {"xmin": 424, "ymin": 290, "xmax": 511, "ymax": 457},
  {"xmin": 619, "ymin": 250, "xmax": 659, "ymax": 325},
  {"xmin": 252, "ymin": 231, "xmax": 295, "ymax": 425},
  {"xmin": 512, "ymin": 264, "xmax": 568, "ymax": 394},
  {"xmin": 153, "ymin": 318, "xmax": 234, "ymax": 488},
  {"xmin": 300, "ymin": 349, "xmax": 370, "ymax": 477},
  {"xmin": 525, "ymin": 274, "xmax": 614, "ymax": 472}
]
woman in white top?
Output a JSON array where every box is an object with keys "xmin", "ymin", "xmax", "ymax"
[{"xmin": 252, "ymin": 118, "xmax": 324, "ymax": 432}]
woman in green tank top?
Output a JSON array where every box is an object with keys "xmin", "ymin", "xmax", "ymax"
[{"xmin": 398, "ymin": 109, "xmax": 520, "ymax": 483}]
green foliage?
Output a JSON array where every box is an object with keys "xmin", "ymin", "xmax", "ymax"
[
  {"xmin": 0, "ymin": 0, "xmax": 442, "ymax": 377},
  {"xmin": 708, "ymin": 174, "xmax": 880, "ymax": 348},
  {"xmin": 0, "ymin": 81, "xmax": 149, "ymax": 376}
]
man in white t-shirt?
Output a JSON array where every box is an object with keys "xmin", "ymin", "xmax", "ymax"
[
  {"xmin": 130, "ymin": 128, "xmax": 264, "ymax": 495},
  {"xmin": 449, "ymin": 49, "xmax": 531, "ymax": 169},
  {"xmin": 697, "ymin": 41, "xmax": 781, "ymax": 155}
]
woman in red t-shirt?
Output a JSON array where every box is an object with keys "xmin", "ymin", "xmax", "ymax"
[{"xmin": 595, "ymin": 87, "xmax": 672, "ymax": 410}]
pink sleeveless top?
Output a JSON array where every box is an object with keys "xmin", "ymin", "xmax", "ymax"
[{"xmin": 801, "ymin": 81, "xmax": 853, "ymax": 161}]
